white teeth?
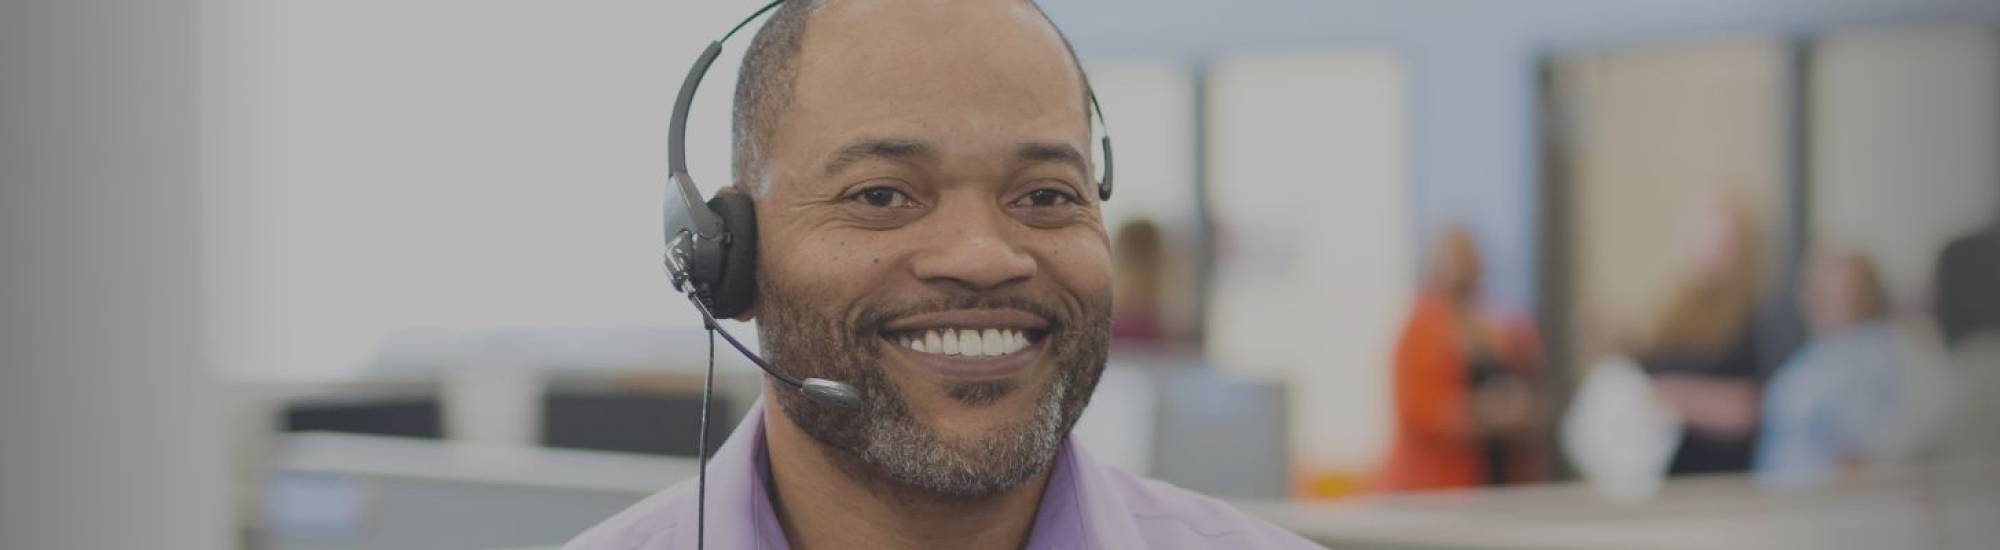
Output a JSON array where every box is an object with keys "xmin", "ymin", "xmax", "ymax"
[
  {"xmin": 898, "ymin": 328, "xmax": 1033, "ymax": 357},
  {"xmin": 960, "ymin": 330, "xmax": 982, "ymax": 356}
]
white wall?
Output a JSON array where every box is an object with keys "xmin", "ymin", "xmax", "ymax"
[
  {"xmin": 0, "ymin": 1, "xmax": 233, "ymax": 547},
  {"xmin": 1204, "ymin": 49, "xmax": 1414, "ymax": 472},
  {"xmin": 1090, "ymin": 61, "xmax": 1200, "ymax": 233},
  {"xmin": 1087, "ymin": 59, "xmax": 1204, "ymax": 333},
  {"xmin": 200, "ymin": 0, "xmax": 777, "ymax": 381}
]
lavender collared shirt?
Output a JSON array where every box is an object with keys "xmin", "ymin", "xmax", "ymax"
[{"xmin": 564, "ymin": 401, "xmax": 1322, "ymax": 549}]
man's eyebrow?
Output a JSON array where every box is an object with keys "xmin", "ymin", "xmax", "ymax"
[
  {"xmin": 821, "ymin": 138, "xmax": 936, "ymax": 178},
  {"xmin": 1017, "ymin": 142, "xmax": 1087, "ymax": 175}
]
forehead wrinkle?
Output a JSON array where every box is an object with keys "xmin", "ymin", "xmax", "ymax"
[{"xmin": 823, "ymin": 138, "xmax": 937, "ymax": 178}]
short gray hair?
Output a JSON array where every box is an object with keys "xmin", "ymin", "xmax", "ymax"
[{"xmin": 730, "ymin": 0, "xmax": 826, "ymax": 192}]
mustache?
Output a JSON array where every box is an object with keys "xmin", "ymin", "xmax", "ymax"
[{"xmin": 850, "ymin": 292, "xmax": 1073, "ymax": 341}]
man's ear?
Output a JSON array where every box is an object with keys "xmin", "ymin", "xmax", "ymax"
[{"xmin": 710, "ymin": 185, "xmax": 760, "ymax": 321}]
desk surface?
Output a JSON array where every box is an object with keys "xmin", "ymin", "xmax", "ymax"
[
  {"xmin": 1234, "ymin": 459, "xmax": 2000, "ymax": 550},
  {"xmin": 274, "ymin": 434, "xmax": 2000, "ymax": 550}
]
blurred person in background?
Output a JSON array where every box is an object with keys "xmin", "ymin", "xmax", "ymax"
[
  {"xmin": 1933, "ymin": 220, "xmax": 2000, "ymax": 460},
  {"xmin": 1377, "ymin": 228, "xmax": 1548, "ymax": 492},
  {"xmin": 1633, "ymin": 197, "xmax": 1767, "ymax": 476},
  {"xmin": 1111, "ymin": 219, "xmax": 1171, "ymax": 344},
  {"xmin": 1756, "ymin": 249, "xmax": 1948, "ymax": 491}
]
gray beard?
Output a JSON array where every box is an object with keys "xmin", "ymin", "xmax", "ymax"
[
  {"xmin": 756, "ymin": 287, "xmax": 1110, "ymax": 498},
  {"xmin": 852, "ymin": 370, "xmax": 1071, "ymax": 496}
]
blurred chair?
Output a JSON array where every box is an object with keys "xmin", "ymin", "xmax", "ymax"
[
  {"xmin": 284, "ymin": 395, "xmax": 443, "ymax": 440},
  {"xmin": 1934, "ymin": 227, "xmax": 2000, "ymax": 461},
  {"xmin": 541, "ymin": 390, "xmax": 732, "ymax": 457}
]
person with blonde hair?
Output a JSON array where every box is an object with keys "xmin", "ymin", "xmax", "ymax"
[{"xmin": 1637, "ymin": 198, "xmax": 1768, "ymax": 475}]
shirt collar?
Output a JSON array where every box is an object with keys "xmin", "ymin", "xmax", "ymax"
[{"xmin": 700, "ymin": 399, "xmax": 1140, "ymax": 549}]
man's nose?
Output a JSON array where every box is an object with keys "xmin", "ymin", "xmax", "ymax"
[{"xmin": 909, "ymin": 205, "xmax": 1036, "ymax": 291}]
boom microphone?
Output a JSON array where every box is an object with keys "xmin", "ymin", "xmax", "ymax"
[{"xmin": 685, "ymin": 293, "xmax": 861, "ymax": 411}]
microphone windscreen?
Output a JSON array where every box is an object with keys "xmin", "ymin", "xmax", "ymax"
[{"xmin": 801, "ymin": 378, "xmax": 861, "ymax": 411}]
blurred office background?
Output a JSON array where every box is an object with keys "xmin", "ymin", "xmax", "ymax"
[{"xmin": 6, "ymin": 0, "xmax": 2000, "ymax": 548}]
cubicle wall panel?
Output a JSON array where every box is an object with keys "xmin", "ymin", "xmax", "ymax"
[
  {"xmin": 1808, "ymin": 24, "xmax": 2000, "ymax": 310},
  {"xmin": 1545, "ymin": 37, "xmax": 1796, "ymax": 379}
]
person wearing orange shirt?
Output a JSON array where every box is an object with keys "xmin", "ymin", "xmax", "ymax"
[{"xmin": 1377, "ymin": 228, "xmax": 1548, "ymax": 492}]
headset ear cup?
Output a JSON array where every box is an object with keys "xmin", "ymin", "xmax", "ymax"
[{"xmin": 702, "ymin": 193, "xmax": 759, "ymax": 319}]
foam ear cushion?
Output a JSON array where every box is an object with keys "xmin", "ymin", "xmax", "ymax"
[{"xmin": 703, "ymin": 193, "xmax": 759, "ymax": 319}]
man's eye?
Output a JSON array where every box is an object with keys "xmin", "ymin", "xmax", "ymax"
[
  {"xmin": 1015, "ymin": 188, "xmax": 1080, "ymax": 208},
  {"xmin": 851, "ymin": 187, "xmax": 917, "ymax": 208}
]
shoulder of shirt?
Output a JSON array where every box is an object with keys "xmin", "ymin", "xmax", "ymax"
[
  {"xmin": 1088, "ymin": 461, "xmax": 1326, "ymax": 549},
  {"xmin": 561, "ymin": 476, "xmax": 698, "ymax": 550},
  {"xmin": 562, "ymin": 443, "xmax": 1322, "ymax": 549}
]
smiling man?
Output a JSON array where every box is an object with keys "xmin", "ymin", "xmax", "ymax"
[{"xmin": 565, "ymin": 1, "xmax": 1318, "ymax": 548}]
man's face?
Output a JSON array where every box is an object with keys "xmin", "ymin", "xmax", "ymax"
[{"xmin": 750, "ymin": 0, "xmax": 1112, "ymax": 497}]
